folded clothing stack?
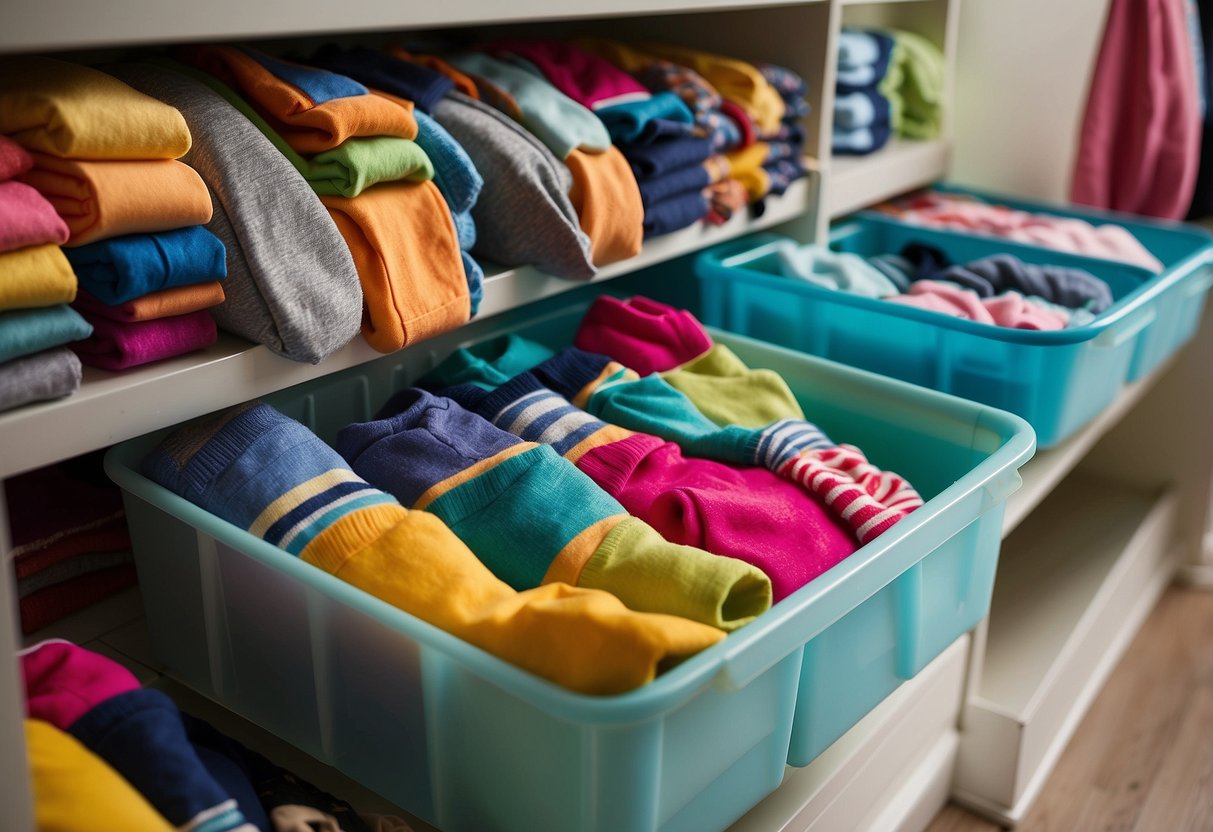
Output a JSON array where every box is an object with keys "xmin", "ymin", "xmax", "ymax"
[
  {"xmin": 833, "ymin": 28, "xmax": 946, "ymax": 156},
  {"xmin": 0, "ymin": 56, "xmax": 224, "ymax": 371},
  {"xmin": 5, "ymin": 453, "xmax": 135, "ymax": 634},
  {"xmin": 0, "ymin": 134, "xmax": 85, "ymax": 413},
  {"xmin": 179, "ymin": 46, "xmax": 469, "ymax": 353}
]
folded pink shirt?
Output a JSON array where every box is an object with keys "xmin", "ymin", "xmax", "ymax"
[
  {"xmin": 575, "ymin": 294, "xmax": 713, "ymax": 375},
  {"xmin": 0, "ymin": 180, "xmax": 70, "ymax": 252},
  {"xmin": 21, "ymin": 640, "xmax": 141, "ymax": 730},
  {"xmin": 488, "ymin": 40, "xmax": 651, "ymax": 110},
  {"xmin": 0, "ymin": 135, "xmax": 33, "ymax": 180},
  {"xmin": 887, "ymin": 280, "xmax": 1069, "ymax": 330}
]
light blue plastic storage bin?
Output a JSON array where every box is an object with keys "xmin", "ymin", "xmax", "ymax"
[
  {"xmin": 105, "ymin": 298, "xmax": 1033, "ymax": 832},
  {"xmin": 696, "ymin": 228, "xmax": 1156, "ymax": 447},
  {"xmin": 879, "ymin": 183, "xmax": 1213, "ymax": 381}
]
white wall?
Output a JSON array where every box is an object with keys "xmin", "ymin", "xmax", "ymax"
[{"xmin": 950, "ymin": 0, "xmax": 1111, "ymax": 203}]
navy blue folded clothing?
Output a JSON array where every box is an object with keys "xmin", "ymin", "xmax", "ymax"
[
  {"xmin": 311, "ymin": 46, "xmax": 454, "ymax": 114},
  {"xmin": 832, "ymin": 121, "xmax": 892, "ymax": 156},
  {"xmin": 68, "ymin": 688, "xmax": 257, "ymax": 832},
  {"xmin": 637, "ymin": 163, "xmax": 711, "ymax": 207},
  {"xmin": 632, "ymin": 117, "xmax": 702, "ymax": 144},
  {"xmin": 836, "ymin": 30, "xmax": 897, "ymax": 89},
  {"xmin": 834, "ymin": 88, "xmax": 892, "ymax": 130},
  {"xmin": 762, "ymin": 157, "xmax": 806, "ymax": 197},
  {"xmin": 930, "ymin": 254, "xmax": 1115, "ymax": 312},
  {"xmin": 622, "ymin": 135, "xmax": 715, "ymax": 179},
  {"xmin": 64, "ymin": 225, "xmax": 227, "ymax": 306},
  {"xmin": 598, "ymin": 92, "xmax": 694, "ymax": 144},
  {"xmin": 643, "ymin": 191, "xmax": 710, "ymax": 238}
]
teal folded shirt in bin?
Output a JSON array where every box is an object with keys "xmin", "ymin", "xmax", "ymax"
[
  {"xmin": 64, "ymin": 226, "xmax": 227, "ymax": 306},
  {"xmin": 337, "ymin": 388, "xmax": 771, "ymax": 630},
  {"xmin": 437, "ymin": 370, "xmax": 858, "ymax": 602}
]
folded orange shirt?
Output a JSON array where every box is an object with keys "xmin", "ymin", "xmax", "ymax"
[
  {"xmin": 182, "ymin": 45, "xmax": 418, "ymax": 154},
  {"xmin": 20, "ymin": 154, "xmax": 212, "ymax": 246},
  {"xmin": 73, "ymin": 281, "xmax": 226, "ymax": 322},
  {"xmin": 566, "ymin": 147, "xmax": 643, "ymax": 267},
  {"xmin": 0, "ymin": 243, "xmax": 77, "ymax": 311},
  {"xmin": 321, "ymin": 181, "xmax": 469, "ymax": 353}
]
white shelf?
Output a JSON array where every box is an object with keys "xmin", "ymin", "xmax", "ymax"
[
  {"xmin": 955, "ymin": 473, "xmax": 1179, "ymax": 825},
  {"xmin": 825, "ymin": 138, "xmax": 950, "ymax": 219},
  {"xmin": 0, "ymin": 177, "xmax": 812, "ymax": 481},
  {"xmin": 0, "ymin": 0, "xmax": 826, "ymax": 53},
  {"xmin": 1001, "ymin": 354, "xmax": 1175, "ymax": 537},
  {"xmin": 841, "ymin": 0, "xmax": 936, "ymax": 5},
  {"xmin": 728, "ymin": 634, "xmax": 967, "ymax": 832}
]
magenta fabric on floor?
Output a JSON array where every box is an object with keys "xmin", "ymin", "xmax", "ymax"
[
  {"xmin": 577, "ymin": 432, "xmax": 858, "ymax": 601},
  {"xmin": 574, "ymin": 294, "xmax": 713, "ymax": 375},
  {"xmin": 1070, "ymin": 0, "xmax": 1201, "ymax": 220},
  {"xmin": 0, "ymin": 180, "xmax": 70, "ymax": 252},
  {"xmin": 21, "ymin": 640, "xmax": 142, "ymax": 730},
  {"xmin": 71, "ymin": 308, "xmax": 217, "ymax": 370}
]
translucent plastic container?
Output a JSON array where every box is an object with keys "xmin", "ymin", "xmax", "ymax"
[
  {"xmin": 879, "ymin": 184, "xmax": 1213, "ymax": 381},
  {"xmin": 105, "ymin": 300, "xmax": 1033, "ymax": 832}
]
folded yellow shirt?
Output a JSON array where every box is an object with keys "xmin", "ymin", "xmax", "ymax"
[
  {"xmin": 26, "ymin": 719, "xmax": 174, "ymax": 832},
  {"xmin": 0, "ymin": 243, "xmax": 77, "ymax": 311},
  {"xmin": 639, "ymin": 43, "xmax": 786, "ymax": 134},
  {"xmin": 0, "ymin": 56, "xmax": 191, "ymax": 160}
]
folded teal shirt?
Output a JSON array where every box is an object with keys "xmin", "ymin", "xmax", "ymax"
[{"xmin": 0, "ymin": 305, "xmax": 93, "ymax": 364}]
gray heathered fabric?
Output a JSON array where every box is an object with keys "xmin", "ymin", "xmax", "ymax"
[
  {"xmin": 107, "ymin": 62, "xmax": 363, "ymax": 364},
  {"xmin": 0, "ymin": 348, "xmax": 81, "ymax": 414},
  {"xmin": 433, "ymin": 93, "xmax": 595, "ymax": 280}
]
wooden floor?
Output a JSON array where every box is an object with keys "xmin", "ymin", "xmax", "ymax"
[{"xmin": 926, "ymin": 585, "xmax": 1213, "ymax": 832}]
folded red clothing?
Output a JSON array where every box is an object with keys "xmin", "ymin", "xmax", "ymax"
[{"xmin": 19, "ymin": 564, "xmax": 138, "ymax": 635}]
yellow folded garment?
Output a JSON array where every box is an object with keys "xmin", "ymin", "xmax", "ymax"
[
  {"xmin": 639, "ymin": 43, "xmax": 786, "ymax": 134},
  {"xmin": 725, "ymin": 142, "xmax": 771, "ymax": 201},
  {"xmin": 0, "ymin": 243, "xmax": 77, "ymax": 311},
  {"xmin": 20, "ymin": 154, "xmax": 213, "ymax": 246},
  {"xmin": 0, "ymin": 56, "xmax": 191, "ymax": 160},
  {"xmin": 26, "ymin": 719, "xmax": 174, "ymax": 832},
  {"xmin": 303, "ymin": 504, "xmax": 725, "ymax": 695}
]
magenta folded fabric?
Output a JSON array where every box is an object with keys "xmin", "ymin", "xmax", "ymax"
[
  {"xmin": 0, "ymin": 181, "xmax": 70, "ymax": 252},
  {"xmin": 0, "ymin": 135, "xmax": 33, "ymax": 180},
  {"xmin": 488, "ymin": 39, "xmax": 650, "ymax": 110},
  {"xmin": 574, "ymin": 295, "xmax": 713, "ymax": 375},
  {"xmin": 71, "ymin": 309, "xmax": 217, "ymax": 370}
]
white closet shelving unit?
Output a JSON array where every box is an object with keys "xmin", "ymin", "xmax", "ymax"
[{"xmin": 3, "ymin": 1, "xmax": 1212, "ymax": 831}]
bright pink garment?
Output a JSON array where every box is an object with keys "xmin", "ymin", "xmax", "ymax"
[
  {"xmin": 574, "ymin": 295, "xmax": 713, "ymax": 374},
  {"xmin": 0, "ymin": 181, "xmax": 70, "ymax": 252},
  {"xmin": 984, "ymin": 292, "xmax": 1069, "ymax": 330},
  {"xmin": 72, "ymin": 308, "xmax": 216, "ymax": 371},
  {"xmin": 488, "ymin": 40, "xmax": 650, "ymax": 110},
  {"xmin": 0, "ymin": 135, "xmax": 32, "ymax": 181},
  {"xmin": 21, "ymin": 640, "xmax": 141, "ymax": 729},
  {"xmin": 1070, "ymin": 0, "xmax": 1201, "ymax": 220},
  {"xmin": 576, "ymin": 432, "xmax": 858, "ymax": 601}
]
